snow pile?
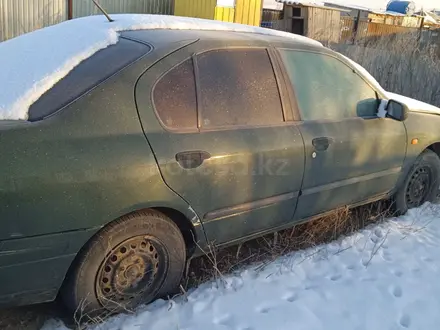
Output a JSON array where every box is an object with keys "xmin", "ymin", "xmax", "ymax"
[
  {"xmin": 43, "ymin": 203, "xmax": 440, "ymax": 330},
  {"xmin": 0, "ymin": 14, "xmax": 321, "ymax": 121}
]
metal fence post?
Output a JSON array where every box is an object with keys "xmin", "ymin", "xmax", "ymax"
[
  {"xmin": 352, "ymin": 10, "xmax": 361, "ymax": 44},
  {"xmin": 418, "ymin": 16, "xmax": 425, "ymax": 42},
  {"xmin": 68, "ymin": 0, "xmax": 73, "ymax": 19}
]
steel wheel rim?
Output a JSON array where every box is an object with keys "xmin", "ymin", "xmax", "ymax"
[
  {"xmin": 406, "ymin": 166, "xmax": 432, "ymax": 208},
  {"xmin": 96, "ymin": 235, "xmax": 168, "ymax": 308}
]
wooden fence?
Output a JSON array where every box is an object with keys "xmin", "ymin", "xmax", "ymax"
[
  {"xmin": 338, "ymin": 17, "xmax": 440, "ymax": 48},
  {"xmin": 261, "ymin": 9, "xmax": 283, "ymax": 29},
  {"xmin": 263, "ymin": 11, "xmax": 439, "ymax": 47},
  {"xmin": 345, "ymin": 18, "xmax": 420, "ymax": 42},
  {"xmin": 340, "ymin": 16, "xmax": 355, "ymax": 43}
]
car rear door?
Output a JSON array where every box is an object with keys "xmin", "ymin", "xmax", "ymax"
[
  {"xmin": 277, "ymin": 49, "xmax": 407, "ymax": 220},
  {"xmin": 135, "ymin": 41, "xmax": 305, "ymax": 246}
]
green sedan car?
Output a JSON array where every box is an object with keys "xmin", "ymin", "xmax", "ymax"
[{"xmin": 1, "ymin": 25, "xmax": 440, "ymax": 315}]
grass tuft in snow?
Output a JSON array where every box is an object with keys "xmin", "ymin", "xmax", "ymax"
[
  {"xmin": 186, "ymin": 200, "xmax": 392, "ymax": 289},
  {"xmin": 40, "ymin": 202, "xmax": 440, "ymax": 330}
]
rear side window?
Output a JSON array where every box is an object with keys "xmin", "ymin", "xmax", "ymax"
[
  {"xmin": 197, "ymin": 48, "xmax": 283, "ymax": 128},
  {"xmin": 279, "ymin": 50, "xmax": 378, "ymax": 121},
  {"xmin": 153, "ymin": 59, "xmax": 197, "ymax": 130},
  {"xmin": 28, "ymin": 38, "xmax": 151, "ymax": 121}
]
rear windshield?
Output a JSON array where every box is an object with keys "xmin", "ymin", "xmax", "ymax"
[{"xmin": 28, "ymin": 38, "xmax": 151, "ymax": 121}]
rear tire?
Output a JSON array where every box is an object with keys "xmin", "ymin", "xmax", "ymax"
[
  {"xmin": 61, "ymin": 210, "xmax": 186, "ymax": 317},
  {"xmin": 394, "ymin": 149, "xmax": 440, "ymax": 215}
]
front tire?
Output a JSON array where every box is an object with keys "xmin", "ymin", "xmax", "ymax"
[
  {"xmin": 61, "ymin": 210, "xmax": 186, "ymax": 317},
  {"xmin": 394, "ymin": 149, "xmax": 440, "ymax": 215}
]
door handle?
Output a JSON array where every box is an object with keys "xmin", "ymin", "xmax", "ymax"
[
  {"xmin": 312, "ymin": 137, "xmax": 333, "ymax": 151},
  {"xmin": 175, "ymin": 151, "xmax": 211, "ymax": 169}
]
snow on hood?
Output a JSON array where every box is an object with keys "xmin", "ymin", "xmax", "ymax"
[
  {"xmin": 387, "ymin": 92, "xmax": 440, "ymax": 114},
  {"xmin": 0, "ymin": 14, "xmax": 322, "ymax": 121}
]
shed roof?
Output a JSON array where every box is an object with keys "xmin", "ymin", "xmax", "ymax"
[
  {"xmin": 324, "ymin": 2, "xmax": 414, "ymax": 16},
  {"xmin": 323, "ymin": 2, "xmax": 373, "ymax": 12},
  {"xmin": 275, "ymin": 0, "xmax": 351, "ymax": 11}
]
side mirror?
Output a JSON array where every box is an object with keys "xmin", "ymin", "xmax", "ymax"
[{"xmin": 386, "ymin": 99, "xmax": 409, "ymax": 121}]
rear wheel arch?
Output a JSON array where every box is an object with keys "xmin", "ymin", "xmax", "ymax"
[
  {"xmin": 58, "ymin": 206, "xmax": 198, "ymax": 301},
  {"xmin": 59, "ymin": 208, "xmax": 196, "ymax": 315},
  {"xmin": 150, "ymin": 207, "xmax": 198, "ymax": 256},
  {"xmin": 107, "ymin": 206, "xmax": 199, "ymax": 257}
]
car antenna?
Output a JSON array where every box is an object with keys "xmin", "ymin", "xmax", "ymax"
[{"xmin": 92, "ymin": 0, "xmax": 114, "ymax": 22}]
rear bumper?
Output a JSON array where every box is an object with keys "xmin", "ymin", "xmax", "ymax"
[
  {"xmin": 0, "ymin": 255, "xmax": 75, "ymax": 308},
  {"xmin": 0, "ymin": 227, "xmax": 99, "ymax": 308}
]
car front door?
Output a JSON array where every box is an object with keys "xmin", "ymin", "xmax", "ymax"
[
  {"xmin": 277, "ymin": 49, "xmax": 407, "ymax": 220},
  {"xmin": 136, "ymin": 44, "xmax": 305, "ymax": 246}
]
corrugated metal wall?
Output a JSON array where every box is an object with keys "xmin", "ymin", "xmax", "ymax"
[
  {"xmin": 175, "ymin": 0, "xmax": 262, "ymax": 25},
  {"xmin": 0, "ymin": 0, "xmax": 173, "ymax": 42},
  {"xmin": 235, "ymin": 0, "xmax": 262, "ymax": 26},
  {"xmin": 174, "ymin": 0, "xmax": 216, "ymax": 20},
  {"xmin": 73, "ymin": 0, "xmax": 173, "ymax": 18},
  {"xmin": 0, "ymin": 0, "xmax": 67, "ymax": 41},
  {"xmin": 214, "ymin": 6, "xmax": 235, "ymax": 22}
]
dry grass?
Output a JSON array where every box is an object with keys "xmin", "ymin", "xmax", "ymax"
[
  {"xmin": 331, "ymin": 32, "xmax": 440, "ymax": 107},
  {"xmin": 0, "ymin": 304, "xmax": 60, "ymax": 330},
  {"xmin": 0, "ymin": 201, "xmax": 393, "ymax": 329},
  {"xmin": 185, "ymin": 200, "xmax": 392, "ymax": 289}
]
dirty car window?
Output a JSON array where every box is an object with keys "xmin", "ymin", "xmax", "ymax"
[
  {"xmin": 153, "ymin": 59, "xmax": 197, "ymax": 130},
  {"xmin": 197, "ymin": 48, "xmax": 283, "ymax": 128},
  {"xmin": 279, "ymin": 50, "xmax": 378, "ymax": 121}
]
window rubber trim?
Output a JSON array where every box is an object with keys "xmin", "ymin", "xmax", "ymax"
[{"xmin": 275, "ymin": 47, "xmax": 383, "ymax": 123}]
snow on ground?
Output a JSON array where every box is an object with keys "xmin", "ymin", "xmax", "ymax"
[
  {"xmin": 0, "ymin": 14, "xmax": 322, "ymax": 121},
  {"xmin": 43, "ymin": 203, "xmax": 440, "ymax": 330}
]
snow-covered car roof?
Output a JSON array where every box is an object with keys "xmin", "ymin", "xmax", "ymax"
[{"xmin": 0, "ymin": 14, "xmax": 322, "ymax": 121}]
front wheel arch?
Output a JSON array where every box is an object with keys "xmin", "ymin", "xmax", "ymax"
[
  {"xmin": 428, "ymin": 142, "xmax": 440, "ymax": 159},
  {"xmin": 393, "ymin": 149, "xmax": 440, "ymax": 215}
]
